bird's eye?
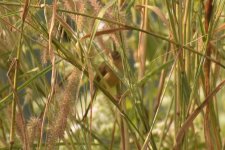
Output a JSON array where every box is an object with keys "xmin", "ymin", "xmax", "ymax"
[{"xmin": 111, "ymin": 51, "xmax": 120, "ymax": 60}]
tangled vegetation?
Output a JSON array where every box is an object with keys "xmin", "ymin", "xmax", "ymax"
[{"xmin": 0, "ymin": 0, "xmax": 225, "ymax": 149}]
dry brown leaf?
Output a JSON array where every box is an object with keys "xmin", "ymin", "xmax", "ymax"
[{"xmin": 174, "ymin": 79, "xmax": 225, "ymax": 149}]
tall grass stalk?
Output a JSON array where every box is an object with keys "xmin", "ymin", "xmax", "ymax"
[{"xmin": 1, "ymin": 1, "xmax": 225, "ymax": 150}]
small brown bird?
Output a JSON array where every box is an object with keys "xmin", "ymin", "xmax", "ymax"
[
  {"xmin": 96, "ymin": 51, "xmax": 122, "ymax": 87},
  {"xmin": 82, "ymin": 51, "xmax": 123, "ymax": 120}
]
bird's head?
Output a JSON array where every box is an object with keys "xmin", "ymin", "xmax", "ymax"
[{"xmin": 111, "ymin": 51, "xmax": 121, "ymax": 61}]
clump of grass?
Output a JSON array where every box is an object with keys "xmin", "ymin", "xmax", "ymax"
[{"xmin": 0, "ymin": 0, "xmax": 225, "ymax": 150}]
